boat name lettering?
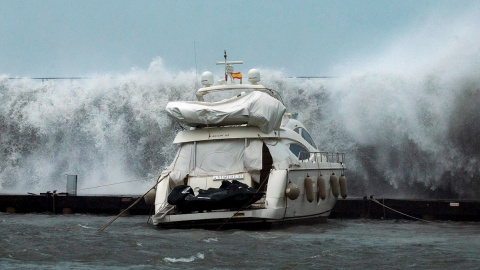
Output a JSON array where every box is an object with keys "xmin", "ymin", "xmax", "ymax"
[
  {"xmin": 210, "ymin": 133, "xmax": 230, "ymax": 138},
  {"xmin": 213, "ymin": 174, "xmax": 244, "ymax": 181}
]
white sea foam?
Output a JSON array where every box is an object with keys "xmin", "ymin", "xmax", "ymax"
[
  {"xmin": 163, "ymin": 253, "xmax": 204, "ymax": 263},
  {"xmin": 1, "ymin": 4, "xmax": 479, "ymax": 198},
  {"xmin": 202, "ymin": 237, "xmax": 218, "ymax": 243}
]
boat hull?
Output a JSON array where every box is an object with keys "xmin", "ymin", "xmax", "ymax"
[
  {"xmin": 152, "ymin": 207, "xmax": 333, "ymax": 230},
  {"xmin": 151, "ymin": 167, "xmax": 342, "ymax": 229}
]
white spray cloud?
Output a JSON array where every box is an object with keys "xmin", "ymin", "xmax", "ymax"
[{"xmin": 1, "ymin": 5, "xmax": 480, "ymax": 197}]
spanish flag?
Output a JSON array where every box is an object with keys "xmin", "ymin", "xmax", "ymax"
[{"xmin": 231, "ymin": 72, "xmax": 242, "ymax": 79}]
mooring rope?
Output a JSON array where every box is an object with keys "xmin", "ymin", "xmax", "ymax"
[
  {"xmin": 66, "ymin": 177, "xmax": 152, "ymax": 194},
  {"xmin": 368, "ymin": 197, "xmax": 435, "ymax": 223},
  {"xmin": 98, "ymin": 173, "xmax": 170, "ymax": 232}
]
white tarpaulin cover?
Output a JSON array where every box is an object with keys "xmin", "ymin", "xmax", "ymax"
[
  {"xmin": 264, "ymin": 139, "xmax": 300, "ymax": 170},
  {"xmin": 167, "ymin": 140, "xmax": 245, "ymax": 182},
  {"xmin": 166, "ymin": 91, "xmax": 286, "ymax": 133},
  {"xmin": 166, "ymin": 143, "xmax": 193, "ymax": 184},
  {"xmin": 193, "ymin": 140, "xmax": 245, "ymax": 176},
  {"xmin": 167, "ymin": 139, "xmax": 299, "ymax": 184},
  {"xmin": 244, "ymin": 140, "xmax": 263, "ymax": 172}
]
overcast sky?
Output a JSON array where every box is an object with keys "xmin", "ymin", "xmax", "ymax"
[{"xmin": 1, "ymin": 0, "xmax": 478, "ymax": 77}]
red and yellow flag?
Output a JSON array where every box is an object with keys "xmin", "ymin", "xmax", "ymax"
[{"xmin": 231, "ymin": 72, "xmax": 242, "ymax": 79}]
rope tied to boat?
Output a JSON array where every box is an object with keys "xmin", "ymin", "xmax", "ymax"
[
  {"xmin": 368, "ymin": 197, "xmax": 435, "ymax": 223},
  {"xmin": 97, "ymin": 172, "xmax": 170, "ymax": 232},
  {"xmin": 65, "ymin": 177, "xmax": 152, "ymax": 194}
]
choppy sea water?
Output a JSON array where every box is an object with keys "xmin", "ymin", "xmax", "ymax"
[{"xmin": 1, "ymin": 214, "xmax": 479, "ymax": 269}]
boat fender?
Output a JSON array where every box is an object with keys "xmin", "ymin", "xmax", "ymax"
[
  {"xmin": 285, "ymin": 182, "xmax": 300, "ymax": 200},
  {"xmin": 144, "ymin": 188, "xmax": 156, "ymax": 206},
  {"xmin": 317, "ymin": 175, "xmax": 326, "ymax": 200},
  {"xmin": 330, "ymin": 173, "xmax": 339, "ymax": 198},
  {"xmin": 339, "ymin": 174, "xmax": 348, "ymax": 199},
  {"xmin": 304, "ymin": 177, "xmax": 315, "ymax": 203}
]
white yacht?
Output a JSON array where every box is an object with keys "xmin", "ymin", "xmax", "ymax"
[{"xmin": 149, "ymin": 53, "xmax": 347, "ymax": 228}]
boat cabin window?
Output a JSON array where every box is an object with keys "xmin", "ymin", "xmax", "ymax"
[
  {"xmin": 289, "ymin": 143, "xmax": 309, "ymax": 160},
  {"xmin": 294, "ymin": 127, "xmax": 317, "ymax": 149},
  {"xmin": 301, "ymin": 129, "xmax": 317, "ymax": 149}
]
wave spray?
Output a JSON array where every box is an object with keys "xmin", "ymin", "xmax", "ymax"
[{"xmin": 2, "ymin": 6, "xmax": 480, "ymax": 198}]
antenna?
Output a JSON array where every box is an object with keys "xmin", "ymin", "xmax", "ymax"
[
  {"xmin": 194, "ymin": 41, "xmax": 198, "ymax": 88},
  {"xmin": 215, "ymin": 50, "xmax": 242, "ymax": 83},
  {"xmin": 224, "ymin": 50, "xmax": 227, "ymax": 81}
]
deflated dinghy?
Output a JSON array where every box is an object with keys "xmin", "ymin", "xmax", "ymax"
[{"xmin": 167, "ymin": 180, "xmax": 264, "ymax": 213}]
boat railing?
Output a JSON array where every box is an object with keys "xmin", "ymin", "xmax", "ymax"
[{"xmin": 298, "ymin": 151, "xmax": 346, "ymax": 164}]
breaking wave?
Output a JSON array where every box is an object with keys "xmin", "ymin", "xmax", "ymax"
[
  {"xmin": 0, "ymin": 59, "xmax": 195, "ymax": 194},
  {"xmin": 1, "ymin": 4, "xmax": 479, "ymax": 198}
]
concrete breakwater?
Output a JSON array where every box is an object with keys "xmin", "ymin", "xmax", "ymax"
[{"xmin": 1, "ymin": 194, "xmax": 478, "ymax": 221}]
